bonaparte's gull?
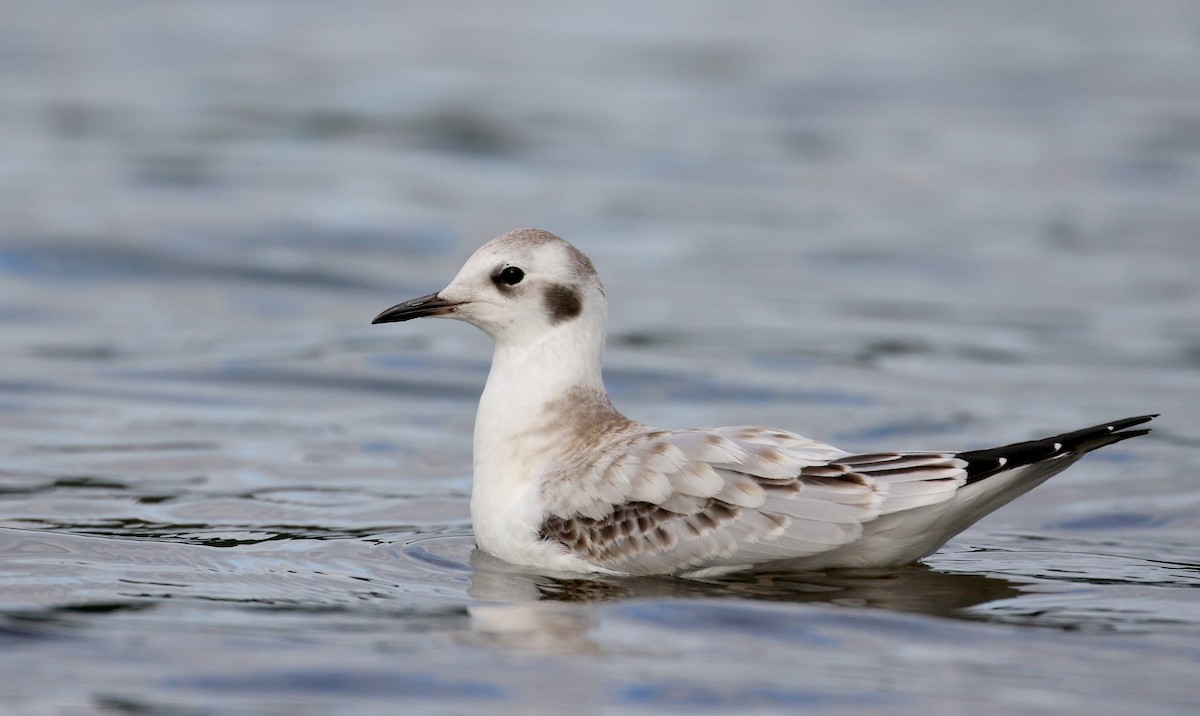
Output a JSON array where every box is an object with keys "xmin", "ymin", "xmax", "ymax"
[{"xmin": 373, "ymin": 228, "xmax": 1155, "ymax": 577}]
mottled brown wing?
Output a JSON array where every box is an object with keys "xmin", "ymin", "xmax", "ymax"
[{"xmin": 538, "ymin": 427, "xmax": 970, "ymax": 575}]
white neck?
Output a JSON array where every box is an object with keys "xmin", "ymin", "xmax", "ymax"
[
  {"xmin": 469, "ymin": 312, "xmax": 637, "ymax": 556},
  {"xmin": 474, "ymin": 315, "xmax": 612, "ymax": 472}
]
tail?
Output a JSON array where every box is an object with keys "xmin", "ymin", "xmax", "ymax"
[{"xmin": 958, "ymin": 414, "xmax": 1157, "ymax": 485}]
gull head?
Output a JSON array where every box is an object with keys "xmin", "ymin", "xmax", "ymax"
[{"xmin": 372, "ymin": 228, "xmax": 606, "ymax": 344}]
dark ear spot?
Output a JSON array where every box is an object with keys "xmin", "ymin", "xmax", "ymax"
[{"xmin": 543, "ymin": 283, "xmax": 583, "ymax": 324}]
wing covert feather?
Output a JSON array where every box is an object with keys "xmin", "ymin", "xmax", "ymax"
[{"xmin": 538, "ymin": 427, "xmax": 972, "ymax": 575}]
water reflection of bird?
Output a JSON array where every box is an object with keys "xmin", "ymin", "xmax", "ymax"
[
  {"xmin": 464, "ymin": 548, "xmax": 1026, "ymax": 653},
  {"xmin": 468, "ymin": 549, "xmax": 1022, "ymax": 615}
]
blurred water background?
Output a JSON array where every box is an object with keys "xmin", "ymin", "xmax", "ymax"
[{"xmin": 2, "ymin": 2, "xmax": 1200, "ymax": 714}]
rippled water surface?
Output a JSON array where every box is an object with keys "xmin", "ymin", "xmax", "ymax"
[{"xmin": 3, "ymin": 3, "xmax": 1200, "ymax": 714}]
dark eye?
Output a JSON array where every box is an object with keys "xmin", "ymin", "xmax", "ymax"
[{"xmin": 494, "ymin": 266, "xmax": 525, "ymax": 286}]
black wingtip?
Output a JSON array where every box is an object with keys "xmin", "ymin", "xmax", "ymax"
[
  {"xmin": 1104, "ymin": 414, "xmax": 1158, "ymax": 432},
  {"xmin": 958, "ymin": 414, "xmax": 1157, "ymax": 485},
  {"xmin": 1105, "ymin": 427, "xmax": 1152, "ymax": 444}
]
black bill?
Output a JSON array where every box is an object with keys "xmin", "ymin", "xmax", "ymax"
[{"xmin": 371, "ymin": 293, "xmax": 459, "ymax": 324}]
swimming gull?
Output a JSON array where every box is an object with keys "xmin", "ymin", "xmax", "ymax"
[{"xmin": 372, "ymin": 228, "xmax": 1156, "ymax": 577}]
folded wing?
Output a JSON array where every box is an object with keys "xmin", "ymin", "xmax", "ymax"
[{"xmin": 538, "ymin": 426, "xmax": 969, "ymax": 575}]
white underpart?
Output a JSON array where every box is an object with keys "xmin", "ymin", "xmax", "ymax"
[{"xmin": 469, "ymin": 285, "xmax": 625, "ymax": 573}]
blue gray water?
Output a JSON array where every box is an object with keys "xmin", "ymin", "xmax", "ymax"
[{"xmin": 3, "ymin": 3, "xmax": 1200, "ymax": 714}]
